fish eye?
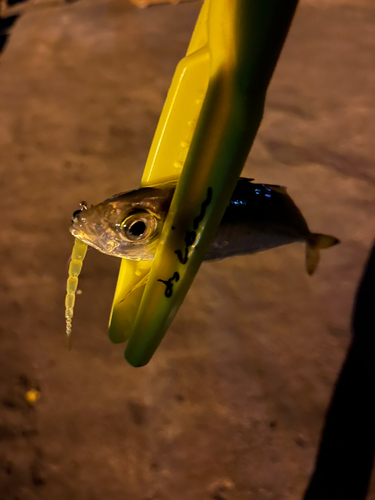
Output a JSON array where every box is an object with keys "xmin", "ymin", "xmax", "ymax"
[
  {"xmin": 121, "ymin": 211, "xmax": 157, "ymax": 242},
  {"xmin": 128, "ymin": 220, "xmax": 146, "ymax": 237}
]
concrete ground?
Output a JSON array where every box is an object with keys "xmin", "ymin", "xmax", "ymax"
[{"xmin": 0, "ymin": 0, "xmax": 374, "ymax": 499}]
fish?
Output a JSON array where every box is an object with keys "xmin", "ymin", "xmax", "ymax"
[{"xmin": 70, "ymin": 178, "xmax": 339, "ymax": 275}]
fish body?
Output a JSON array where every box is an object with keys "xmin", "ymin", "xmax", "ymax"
[{"xmin": 70, "ymin": 178, "xmax": 339, "ymax": 274}]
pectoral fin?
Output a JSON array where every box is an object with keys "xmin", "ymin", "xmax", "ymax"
[{"xmin": 306, "ymin": 233, "xmax": 340, "ymax": 275}]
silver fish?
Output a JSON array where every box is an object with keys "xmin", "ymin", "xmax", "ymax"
[{"xmin": 70, "ymin": 178, "xmax": 339, "ymax": 274}]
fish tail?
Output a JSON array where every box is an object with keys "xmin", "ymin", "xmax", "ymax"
[{"xmin": 305, "ymin": 234, "xmax": 340, "ymax": 275}]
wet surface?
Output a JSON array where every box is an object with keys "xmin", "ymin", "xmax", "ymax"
[{"xmin": 0, "ymin": 0, "xmax": 374, "ymax": 499}]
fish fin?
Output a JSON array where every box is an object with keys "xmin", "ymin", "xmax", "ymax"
[
  {"xmin": 305, "ymin": 234, "xmax": 340, "ymax": 275},
  {"xmin": 240, "ymin": 178, "xmax": 287, "ymax": 191},
  {"xmin": 237, "ymin": 177, "xmax": 255, "ymax": 184},
  {"xmin": 305, "ymin": 244, "xmax": 320, "ymax": 275},
  {"xmin": 267, "ymin": 184, "xmax": 288, "ymax": 193}
]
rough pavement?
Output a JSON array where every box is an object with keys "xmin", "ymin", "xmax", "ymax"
[{"xmin": 0, "ymin": 1, "xmax": 374, "ymax": 499}]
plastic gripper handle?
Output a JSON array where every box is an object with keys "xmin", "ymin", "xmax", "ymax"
[{"xmin": 109, "ymin": 0, "xmax": 299, "ymax": 366}]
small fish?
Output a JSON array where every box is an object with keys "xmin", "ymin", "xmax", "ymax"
[{"xmin": 70, "ymin": 178, "xmax": 339, "ymax": 274}]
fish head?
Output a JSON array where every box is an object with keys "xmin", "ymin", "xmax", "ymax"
[{"xmin": 70, "ymin": 186, "xmax": 174, "ymax": 260}]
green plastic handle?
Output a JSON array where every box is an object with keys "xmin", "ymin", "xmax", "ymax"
[{"xmin": 125, "ymin": 0, "xmax": 299, "ymax": 366}]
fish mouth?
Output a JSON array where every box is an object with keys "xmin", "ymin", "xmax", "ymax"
[
  {"xmin": 69, "ymin": 224, "xmax": 111, "ymax": 254},
  {"xmin": 69, "ymin": 225, "xmax": 156, "ymax": 260},
  {"xmin": 70, "ymin": 230, "xmax": 123, "ymax": 257}
]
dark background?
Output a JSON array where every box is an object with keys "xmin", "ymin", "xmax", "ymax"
[{"xmin": 0, "ymin": 0, "xmax": 374, "ymax": 498}]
